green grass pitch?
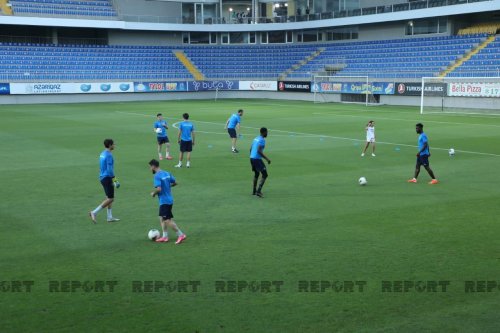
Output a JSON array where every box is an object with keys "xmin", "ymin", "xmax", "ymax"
[{"xmin": 1, "ymin": 99, "xmax": 500, "ymax": 332}]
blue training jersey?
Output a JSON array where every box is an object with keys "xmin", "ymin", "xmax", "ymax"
[
  {"xmin": 99, "ymin": 150, "xmax": 114, "ymax": 180},
  {"xmin": 418, "ymin": 133, "xmax": 430, "ymax": 156},
  {"xmin": 179, "ymin": 121, "xmax": 195, "ymax": 141},
  {"xmin": 227, "ymin": 114, "xmax": 241, "ymax": 129},
  {"xmin": 250, "ymin": 136, "xmax": 266, "ymax": 159},
  {"xmin": 154, "ymin": 120, "xmax": 167, "ymax": 137},
  {"xmin": 154, "ymin": 170, "xmax": 176, "ymax": 205}
]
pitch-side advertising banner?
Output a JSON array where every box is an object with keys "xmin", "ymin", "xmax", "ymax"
[
  {"xmin": 395, "ymin": 82, "xmax": 447, "ymax": 96},
  {"xmin": 239, "ymin": 81, "xmax": 277, "ymax": 91},
  {"xmin": 448, "ymin": 82, "xmax": 500, "ymax": 98},
  {"xmin": 10, "ymin": 83, "xmax": 75, "ymax": 94},
  {"xmin": 134, "ymin": 82, "xmax": 187, "ymax": 92},
  {"xmin": 277, "ymin": 81, "xmax": 311, "ymax": 92},
  {"xmin": 188, "ymin": 80, "xmax": 239, "ymax": 91},
  {"xmin": 0, "ymin": 83, "xmax": 10, "ymax": 95},
  {"xmin": 78, "ymin": 82, "xmax": 133, "ymax": 93},
  {"xmin": 312, "ymin": 82, "xmax": 394, "ymax": 94},
  {"xmin": 10, "ymin": 82, "xmax": 133, "ymax": 94}
]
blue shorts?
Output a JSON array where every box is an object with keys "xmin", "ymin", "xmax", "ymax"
[
  {"xmin": 100, "ymin": 177, "xmax": 114, "ymax": 199},
  {"xmin": 159, "ymin": 204, "xmax": 173, "ymax": 220},
  {"xmin": 416, "ymin": 155, "xmax": 430, "ymax": 167},
  {"xmin": 157, "ymin": 136, "xmax": 169, "ymax": 145},
  {"xmin": 180, "ymin": 140, "xmax": 192, "ymax": 152},
  {"xmin": 250, "ymin": 158, "xmax": 266, "ymax": 173},
  {"xmin": 227, "ymin": 128, "xmax": 237, "ymax": 138}
]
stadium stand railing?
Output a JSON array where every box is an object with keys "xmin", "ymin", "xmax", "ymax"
[
  {"xmin": 121, "ymin": 0, "xmax": 492, "ymax": 25},
  {"xmin": 9, "ymin": 0, "xmax": 488, "ymax": 23}
]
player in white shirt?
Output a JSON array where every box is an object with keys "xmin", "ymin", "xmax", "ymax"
[{"xmin": 361, "ymin": 120, "xmax": 376, "ymax": 157}]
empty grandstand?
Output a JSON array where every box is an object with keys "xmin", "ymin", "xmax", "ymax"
[{"xmin": 0, "ymin": 33, "xmax": 496, "ymax": 82}]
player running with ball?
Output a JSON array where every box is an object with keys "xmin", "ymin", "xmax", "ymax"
[
  {"xmin": 361, "ymin": 120, "xmax": 376, "ymax": 157},
  {"xmin": 149, "ymin": 159, "xmax": 186, "ymax": 244}
]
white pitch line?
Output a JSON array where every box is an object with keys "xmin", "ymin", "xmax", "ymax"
[
  {"xmin": 170, "ymin": 122, "xmax": 319, "ymax": 138},
  {"xmin": 116, "ymin": 111, "xmax": 153, "ymax": 118},
  {"xmin": 312, "ymin": 112, "xmax": 500, "ymax": 128},
  {"xmin": 118, "ymin": 111, "xmax": 500, "ymax": 157},
  {"xmin": 117, "ymin": 108, "xmax": 500, "ymax": 128},
  {"xmin": 212, "ymin": 101, "xmax": 500, "ymax": 119}
]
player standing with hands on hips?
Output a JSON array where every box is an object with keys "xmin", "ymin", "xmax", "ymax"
[
  {"xmin": 89, "ymin": 138, "xmax": 120, "ymax": 223},
  {"xmin": 149, "ymin": 159, "xmax": 186, "ymax": 244},
  {"xmin": 361, "ymin": 120, "xmax": 376, "ymax": 157},
  {"xmin": 153, "ymin": 113, "xmax": 172, "ymax": 161},
  {"xmin": 225, "ymin": 109, "xmax": 243, "ymax": 153},
  {"xmin": 250, "ymin": 127, "xmax": 271, "ymax": 198},
  {"xmin": 175, "ymin": 113, "xmax": 195, "ymax": 168},
  {"xmin": 408, "ymin": 123, "xmax": 439, "ymax": 184}
]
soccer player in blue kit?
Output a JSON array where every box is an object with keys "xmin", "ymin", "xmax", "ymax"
[
  {"xmin": 149, "ymin": 159, "xmax": 186, "ymax": 244},
  {"xmin": 89, "ymin": 139, "xmax": 120, "ymax": 223},
  {"xmin": 175, "ymin": 113, "xmax": 195, "ymax": 168},
  {"xmin": 225, "ymin": 109, "xmax": 243, "ymax": 153},
  {"xmin": 408, "ymin": 123, "xmax": 439, "ymax": 184},
  {"xmin": 250, "ymin": 127, "xmax": 271, "ymax": 198},
  {"xmin": 153, "ymin": 113, "xmax": 172, "ymax": 161}
]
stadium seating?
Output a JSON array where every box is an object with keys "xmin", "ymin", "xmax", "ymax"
[
  {"xmin": 295, "ymin": 34, "xmax": 488, "ymax": 79},
  {"xmin": 0, "ymin": 34, "xmax": 495, "ymax": 82},
  {"xmin": 10, "ymin": 0, "xmax": 117, "ymax": 18},
  {"xmin": 0, "ymin": 44, "xmax": 189, "ymax": 81},
  {"xmin": 458, "ymin": 23, "xmax": 500, "ymax": 35},
  {"xmin": 0, "ymin": 0, "xmax": 13, "ymax": 15},
  {"xmin": 447, "ymin": 35, "xmax": 500, "ymax": 77},
  {"xmin": 182, "ymin": 44, "xmax": 318, "ymax": 80}
]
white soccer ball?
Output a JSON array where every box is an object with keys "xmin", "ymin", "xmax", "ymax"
[
  {"xmin": 449, "ymin": 148, "xmax": 455, "ymax": 156},
  {"xmin": 358, "ymin": 177, "xmax": 367, "ymax": 186},
  {"xmin": 155, "ymin": 128, "xmax": 162, "ymax": 134},
  {"xmin": 148, "ymin": 229, "xmax": 160, "ymax": 241}
]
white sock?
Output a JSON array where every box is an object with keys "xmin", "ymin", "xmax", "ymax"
[
  {"xmin": 92, "ymin": 206, "xmax": 102, "ymax": 215},
  {"xmin": 166, "ymin": 152, "xmax": 169, "ymax": 157},
  {"xmin": 176, "ymin": 230, "xmax": 184, "ymax": 236},
  {"xmin": 177, "ymin": 161, "xmax": 182, "ymax": 166},
  {"xmin": 163, "ymin": 232, "xmax": 168, "ymax": 238},
  {"xmin": 187, "ymin": 161, "xmax": 190, "ymax": 166},
  {"xmin": 107, "ymin": 208, "xmax": 112, "ymax": 219}
]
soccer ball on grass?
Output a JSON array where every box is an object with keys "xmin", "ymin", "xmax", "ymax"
[
  {"xmin": 148, "ymin": 229, "xmax": 160, "ymax": 241},
  {"xmin": 358, "ymin": 177, "xmax": 367, "ymax": 186}
]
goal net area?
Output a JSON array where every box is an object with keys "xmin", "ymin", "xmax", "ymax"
[
  {"xmin": 312, "ymin": 76, "xmax": 395, "ymax": 105},
  {"xmin": 420, "ymin": 77, "xmax": 500, "ymax": 115}
]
